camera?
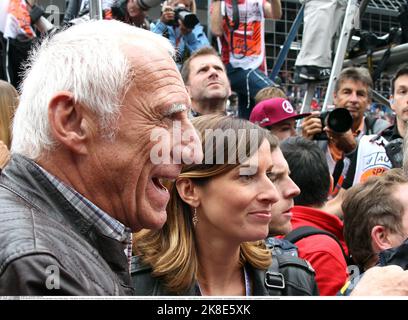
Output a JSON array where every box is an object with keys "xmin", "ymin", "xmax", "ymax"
[
  {"xmin": 170, "ymin": 5, "xmax": 199, "ymax": 29},
  {"xmin": 313, "ymin": 108, "xmax": 353, "ymax": 140},
  {"xmin": 29, "ymin": 4, "xmax": 56, "ymax": 33},
  {"xmin": 385, "ymin": 138, "xmax": 404, "ymax": 168}
]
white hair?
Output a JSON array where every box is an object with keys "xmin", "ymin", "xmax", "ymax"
[{"xmin": 11, "ymin": 19, "xmax": 174, "ymax": 159}]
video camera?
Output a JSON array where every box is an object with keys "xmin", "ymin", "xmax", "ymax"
[
  {"xmin": 170, "ymin": 4, "xmax": 199, "ymax": 29},
  {"xmin": 385, "ymin": 138, "xmax": 404, "ymax": 168},
  {"xmin": 313, "ymin": 108, "xmax": 353, "ymax": 140},
  {"xmin": 28, "ymin": 3, "xmax": 56, "ymax": 34}
]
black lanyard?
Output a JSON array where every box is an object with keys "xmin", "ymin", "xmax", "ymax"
[{"xmin": 224, "ymin": 0, "xmax": 249, "ymax": 59}]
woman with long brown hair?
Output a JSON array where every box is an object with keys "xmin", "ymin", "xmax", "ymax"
[
  {"xmin": 0, "ymin": 80, "xmax": 18, "ymax": 169},
  {"xmin": 133, "ymin": 114, "xmax": 285, "ymax": 295}
]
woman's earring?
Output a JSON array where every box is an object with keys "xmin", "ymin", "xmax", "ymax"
[{"xmin": 192, "ymin": 207, "xmax": 198, "ymax": 226}]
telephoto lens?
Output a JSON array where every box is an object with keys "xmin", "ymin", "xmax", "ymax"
[
  {"xmin": 313, "ymin": 108, "xmax": 353, "ymax": 140},
  {"xmin": 326, "ymin": 108, "xmax": 353, "ymax": 133},
  {"xmin": 174, "ymin": 6, "xmax": 199, "ymax": 29}
]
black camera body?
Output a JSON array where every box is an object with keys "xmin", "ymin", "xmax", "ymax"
[
  {"xmin": 29, "ymin": 4, "xmax": 45, "ymax": 24},
  {"xmin": 385, "ymin": 138, "xmax": 404, "ymax": 168},
  {"xmin": 313, "ymin": 108, "xmax": 353, "ymax": 140},
  {"xmin": 171, "ymin": 5, "xmax": 199, "ymax": 29}
]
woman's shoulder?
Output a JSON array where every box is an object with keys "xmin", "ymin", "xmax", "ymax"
[{"xmin": 250, "ymin": 254, "xmax": 319, "ymax": 296}]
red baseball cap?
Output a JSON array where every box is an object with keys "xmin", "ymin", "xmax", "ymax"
[{"xmin": 249, "ymin": 97, "xmax": 311, "ymax": 127}]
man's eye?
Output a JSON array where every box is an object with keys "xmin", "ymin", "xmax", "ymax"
[
  {"xmin": 267, "ymin": 172, "xmax": 277, "ymax": 182},
  {"xmin": 239, "ymin": 174, "xmax": 254, "ymax": 181},
  {"xmin": 280, "ymin": 127, "xmax": 291, "ymax": 132}
]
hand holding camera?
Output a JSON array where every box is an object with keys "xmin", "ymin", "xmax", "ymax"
[
  {"xmin": 179, "ymin": 19, "xmax": 192, "ymax": 35},
  {"xmin": 26, "ymin": 1, "xmax": 55, "ymax": 34},
  {"xmin": 301, "ymin": 112, "xmax": 323, "ymax": 140},
  {"xmin": 161, "ymin": 2, "xmax": 199, "ymax": 30},
  {"xmin": 302, "ymin": 108, "xmax": 356, "ymax": 153}
]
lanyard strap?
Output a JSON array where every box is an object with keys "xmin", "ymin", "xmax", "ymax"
[
  {"xmin": 243, "ymin": 266, "xmax": 251, "ymax": 296},
  {"xmin": 197, "ymin": 266, "xmax": 251, "ymax": 296},
  {"xmin": 224, "ymin": 0, "xmax": 249, "ymax": 59}
]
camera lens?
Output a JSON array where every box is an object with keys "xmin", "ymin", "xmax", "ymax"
[{"xmin": 327, "ymin": 108, "xmax": 353, "ymax": 133}]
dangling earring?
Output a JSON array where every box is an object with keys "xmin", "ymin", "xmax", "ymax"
[{"xmin": 192, "ymin": 207, "xmax": 198, "ymax": 226}]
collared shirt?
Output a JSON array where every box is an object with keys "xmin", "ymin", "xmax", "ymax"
[{"xmin": 35, "ymin": 163, "xmax": 133, "ymax": 270}]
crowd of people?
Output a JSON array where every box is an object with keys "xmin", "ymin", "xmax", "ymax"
[{"xmin": 1, "ymin": 1, "xmax": 408, "ymax": 297}]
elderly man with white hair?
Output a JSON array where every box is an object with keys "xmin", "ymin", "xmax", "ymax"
[{"xmin": 0, "ymin": 19, "xmax": 202, "ymax": 295}]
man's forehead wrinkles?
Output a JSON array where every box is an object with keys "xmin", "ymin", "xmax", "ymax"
[
  {"xmin": 149, "ymin": 77, "xmax": 187, "ymax": 94},
  {"xmin": 134, "ymin": 64, "xmax": 180, "ymax": 80}
]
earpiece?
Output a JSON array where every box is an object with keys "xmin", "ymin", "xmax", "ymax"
[{"xmin": 390, "ymin": 98, "xmax": 395, "ymax": 104}]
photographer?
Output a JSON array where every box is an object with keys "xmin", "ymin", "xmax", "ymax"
[
  {"xmin": 152, "ymin": 0, "xmax": 209, "ymax": 68},
  {"xmin": 339, "ymin": 64, "xmax": 408, "ymax": 193},
  {"xmin": 301, "ymin": 67, "xmax": 389, "ymax": 197},
  {"xmin": 2, "ymin": 0, "xmax": 55, "ymax": 87}
]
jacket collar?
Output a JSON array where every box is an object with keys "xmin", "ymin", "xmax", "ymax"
[
  {"xmin": 0, "ymin": 154, "xmax": 133, "ymax": 292},
  {"xmin": 1, "ymin": 154, "xmax": 95, "ymax": 234}
]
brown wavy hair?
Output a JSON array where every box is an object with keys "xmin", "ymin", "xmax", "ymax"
[{"xmin": 0, "ymin": 80, "xmax": 18, "ymax": 148}]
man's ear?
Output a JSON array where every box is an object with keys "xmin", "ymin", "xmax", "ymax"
[
  {"xmin": 371, "ymin": 225, "xmax": 394, "ymax": 253},
  {"xmin": 176, "ymin": 177, "xmax": 200, "ymax": 207},
  {"xmin": 48, "ymin": 91, "xmax": 91, "ymax": 155}
]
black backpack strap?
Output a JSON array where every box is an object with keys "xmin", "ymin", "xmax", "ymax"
[
  {"xmin": 264, "ymin": 254, "xmax": 286, "ymax": 295},
  {"xmin": 265, "ymin": 254, "xmax": 318, "ymax": 296},
  {"xmin": 285, "ymin": 226, "xmax": 349, "ymax": 264},
  {"xmin": 275, "ymin": 254, "xmax": 315, "ymax": 273}
]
